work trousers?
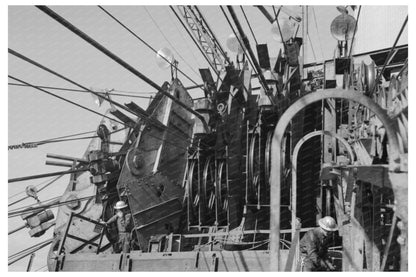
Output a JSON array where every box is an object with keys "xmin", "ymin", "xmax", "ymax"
[{"xmin": 117, "ymin": 232, "xmax": 131, "ymax": 253}]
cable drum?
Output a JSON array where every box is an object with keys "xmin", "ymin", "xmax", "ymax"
[
  {"xmin": 216, "ymin": 161, "xmax": 228, "ymax": 213},
  {"xmin": 202, "ymin": 156, "xmax": 215, "ymax": 210},
  {"xmin": 248, "ymin": 132, "xmax": 261, "ymax": 201}
]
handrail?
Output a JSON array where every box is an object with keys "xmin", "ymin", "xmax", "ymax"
[
  {"xmin": 284, "ymin": 219, "xmax": 302, "ymax": 271},
  {"xmin": 57, "ymin": 212, "xmax": 107, "ymax": 256}
]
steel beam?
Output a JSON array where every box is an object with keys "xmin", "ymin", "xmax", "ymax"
[
  {"xmin": 290, "ymin": 130, "xmax": 355, "ymax": 239},
  {"xmin": 269, "ymin": 89, "xmax": 401, "ymax": 271}
]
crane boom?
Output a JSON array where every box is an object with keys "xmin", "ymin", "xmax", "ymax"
[{"xmin": 177, "ymin": 6, "xmax": 230, "ymax": 76}]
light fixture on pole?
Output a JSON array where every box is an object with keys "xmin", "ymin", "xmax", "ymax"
[{"xmin": 156, "ymin": 47, "xmax": 178, "ymax": 80}]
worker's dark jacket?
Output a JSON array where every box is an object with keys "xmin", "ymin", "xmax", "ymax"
[
  {"xmin": 299, "ymin": 227, "xmax": 331, "ymax": 271},
  {"xmin": 107, "ymin": 213, "xmax": 133, "ymax": 253}
]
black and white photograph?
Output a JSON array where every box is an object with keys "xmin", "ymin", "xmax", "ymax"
[{"xmin": 7, "ymin": 2, "xmax": 409, "ymax": 272}]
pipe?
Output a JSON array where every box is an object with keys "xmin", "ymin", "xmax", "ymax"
[
  {"xmin": 26, "ymin": 253, "xmax": 35, "ymax": 272},
  {"xmin": 45, "ymin": 161, "xmax": 76, "ymax": 168},
  {"xmin": 46, "ymin": 153, "xmax": 88, "ymax": 163},
  {"xmin": 8, "ymin": 168, "xmax": 88, "ymax": 183},
  {"xmin": 290, "ymin": 130, "xmax": 355, "ymax": 239},
  {"xmin": 36, "ymin": 5, "xmax": 208, "ymax": 132}
]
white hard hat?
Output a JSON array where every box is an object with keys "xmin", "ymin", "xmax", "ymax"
[
  {"xmin": 318, "ymin": 216, "xmax": 338, "ymax": 231},
  {"xmin": 114, "ymin": 201, "xmax": 128, "ymax": 210}
]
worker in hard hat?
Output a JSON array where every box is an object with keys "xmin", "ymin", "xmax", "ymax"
[
  {"xmin": 103, "ymin": 200, "xmax": 133, "ymax": 253},
  {"xmin": 299, "ymin": 216, "xmax": 338, "ymax": 271}
]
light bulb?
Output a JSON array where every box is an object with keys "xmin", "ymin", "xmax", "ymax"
[
  {"xmin": 156, "ymin": 47, "xmax": 174, "ymax": 69},
  {"xmin": 271, "ymin": 17, "xmax": 296, "ymax": 43},
  {"xmin": 226, "ymin": 34, "xmax": 244, "ymax": 54}
]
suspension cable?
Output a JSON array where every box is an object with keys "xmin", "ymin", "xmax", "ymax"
[
  {"xmin": 8, "ymin": 75, "xmax": 126, "ymax": 126},
  {"xmin": 240, "ymin": 6, "xmax": 258, "ymax": 45},
  {"xmin": 97, "ymin": 5, "xmax": 202, "ymax": 90},
  {"xmin": 143, "ymin": 6, "xmax": 201, "ymax": 80},
  {"xmin": 9, "ymin": 82, "xmax": 154, "ymax": 99}
]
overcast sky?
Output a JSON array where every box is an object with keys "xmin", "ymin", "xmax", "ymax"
[{"xmin": 7, "ymin": 4, "xmax": 407, "ymax": 271}]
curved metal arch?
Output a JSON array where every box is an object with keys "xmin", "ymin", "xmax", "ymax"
[
  {"xmin": 269, "ymin": 89, "xmax": 400, "ymax": 271},
  {"xmin": 290, "ymin": 130, "xmax": 355, "ymax": 238}
]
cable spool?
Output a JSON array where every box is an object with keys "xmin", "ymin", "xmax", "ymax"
[
  {"xmin": 202, "ymin": 156, "xmax": 215, "ymax": 211},
  {"xmin": 330, "ymin": 13, "xmax": 357, "ymax": 41},
  {"xmin": 126, "ymin": 148, "xmax": 145, "ymax": 176}
]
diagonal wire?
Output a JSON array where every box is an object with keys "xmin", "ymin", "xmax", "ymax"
[
  {"xmin": 166, "ymin": 6, "xmax": 203, "ymax": 69},
  {"xmin": 311, "ymin": 7, "xmax": 325, "ymax": 61},
  {"xmin": 8, "ymin": 175, "xmax": 65, "ymax": 207},
  {"xmin": 143, "ymin": 6, "xmax": 201, "ymax": 80},
  {"xmin": 9, "ymin": 48, "xmax": 202, "ymax": 147},
  {"xmin": 97, "ymin": 5, "xmax": 203, "ymax": 90},
  {"xmin": 9, "ymin": 82, "xmax": 154, "ymax": 99},
  {"xmin": 240, "ymin": 6, "xmax": 258, "ymax": 45},
  {"xmin": 169, "ymin": 6, "xmax": 219, "ymax": 75},
  {"xmin": 8, "ymin": 75, "xmax": 126, "ymax": 126}
]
